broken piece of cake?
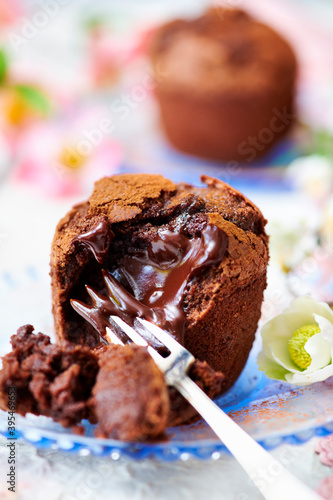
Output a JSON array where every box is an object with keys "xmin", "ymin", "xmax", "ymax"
[
  {"xmin": 92, "ymin": 343, "xmax": 169, "ymax": 440},
  {"xmin": 0, "ymin": 326, "xmax": 225, "ymax": 440},
  {"xmin": 0, "ymin": 325, "xmax": 99, "ymax": 427}
]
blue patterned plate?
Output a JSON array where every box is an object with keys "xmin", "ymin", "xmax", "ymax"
[{"xmin": 1, "ymin": 336, "xmax": 333, "ymax": 461}]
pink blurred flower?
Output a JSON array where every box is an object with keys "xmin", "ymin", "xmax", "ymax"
[
  {"xmin": 315, "ymin": 435, "xmax": 333, "ymax": 499},
  {"xmin": 317, "ymin": 475, "xmax": 333, "ymax": 500},
  {"xmin": 13, "ymin": 106, "xmax": 123, "ymax": 197},
  {"xmin": 0, "ymin": 0, "xmax": 22, "ymax": 27},
  {"xmin": 315, "ymin": 435, "xmax": 333, "ymax": 468},
  {"xmin": 87, "ymin": 23, "xmax": 151, "ymax": 88}
]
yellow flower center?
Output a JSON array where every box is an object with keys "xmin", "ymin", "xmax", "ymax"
[
  {"xmin": 58, "ymin": 146, "xmax": 86, "ymax": 171},
  {"xmin": 288, "ymin": 324, "xmax": 320, "ymax": 370}
]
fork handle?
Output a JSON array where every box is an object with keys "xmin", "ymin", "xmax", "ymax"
[{"xmin": 174, "ymin": 376, "xmax": 321, "ymax": 500}]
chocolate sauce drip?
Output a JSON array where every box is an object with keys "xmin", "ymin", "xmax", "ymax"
[
  {"xmin": 71, "ymin": 272, "xmax": 164, "ymax": 348},
  {"xmin": 71, "ymin": 223, "xmax": 228, "ymax": 345},
  {"xmin": 72, "ymin": 219, "xmax": 113, "ymax": 265}
]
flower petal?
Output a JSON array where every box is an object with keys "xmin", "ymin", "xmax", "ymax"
[
  {"xmin": 303, "ymin": 331, "xmax": 331, "ymax": 372},
  {"xmin": 285, "ymin": 297, "xmax": 333, "ymax": 324},
  {"xmin": 269, "ymin": 339, "xmax": 300, "ymax": 373},
  {"xmin": 314, "ymin": 314, "xmax": 333, "ymax": 352},
  {"xmin": 285, "ymin": 363, "xmax": 333, "ymax": 385}
]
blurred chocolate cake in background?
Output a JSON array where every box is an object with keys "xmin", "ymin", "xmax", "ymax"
[{"xmin": 149, "ymin": 7, "xmax": 297, "ymax": 162}]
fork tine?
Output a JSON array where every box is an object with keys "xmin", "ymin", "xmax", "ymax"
[
  {"xmin": 105, "ymin": 327, "xmax": 124, "ymax": 346},
  {"xmin": 111, "ymin": 316, "xmax": 148, "ymax": 347},
  {"xmin": 111, "ymin": 316, "xmax": 164, "ymax": 367},
  {"xmin": 135, "ymin": 318, "xmax": 183, "ymax": 353}
]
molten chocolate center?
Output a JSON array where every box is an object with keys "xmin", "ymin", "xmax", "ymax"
[{"xmin": 71, "ymin": 222, "xmax": 228, "ymax": 344}]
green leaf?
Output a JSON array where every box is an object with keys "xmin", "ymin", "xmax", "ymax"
[
  {"xmin": 0, "ymin": 48, "xmax": 8, "ymax": 85},
  {"xmin": 13, "ymin": 84, "xmax": 52, "ymax": 115},
  {"xmin": 313, "ymin": 128, "xmax": 333, "ymax": 158},
  {"xmin": 83, "ymin": 15, "xmax": 108, "ymax": 32}
]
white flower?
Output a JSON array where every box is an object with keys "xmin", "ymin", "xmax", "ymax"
[
  {"xmin": 286, "ymin": 155, "xmax": 333, "ymax": 203},
  {"xmin": 257, "ymin": 297, "xmax": 333, "ymax": 385}
]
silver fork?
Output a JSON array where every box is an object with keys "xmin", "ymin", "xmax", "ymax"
[{"xmin": 71, "ymin": 304, "xmax": 321, "ymax": 499}]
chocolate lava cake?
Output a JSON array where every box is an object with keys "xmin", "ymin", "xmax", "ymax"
[
  {"xmin": 0, "ymin": 173, "xmax": 268, "ymax": 440},
  {"xmin": 50, "ymin": 173, "xmax": 269, "ymax": 392},
  {"xmin": 149, "ymin": 7, "xmax": 297, "ymax": 162}
]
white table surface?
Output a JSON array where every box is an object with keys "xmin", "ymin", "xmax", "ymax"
[{"xmin": 0, "ymin": 434, "xmax": 329, "ymax": 500}]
